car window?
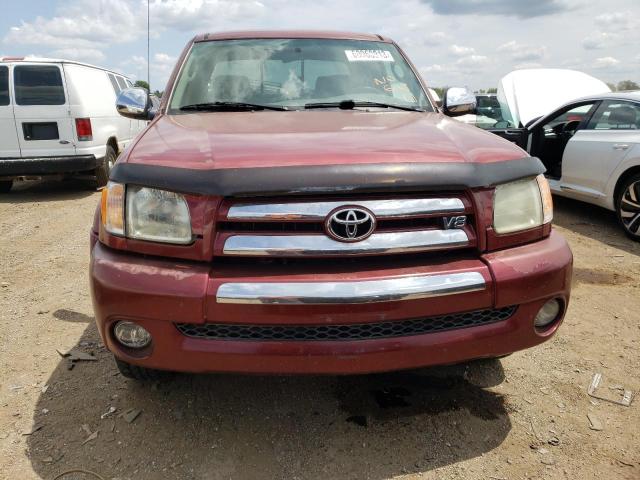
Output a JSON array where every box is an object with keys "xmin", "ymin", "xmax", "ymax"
[
  {"xmin": 126, "ymin": 79, "xmax": 133, "ymax": 88},
  {"xmin": 14, "ymin": 65, "xmax": 65, "ymax": 105},
  {"xmin": 587, "ymin": 101, "xmax": 640, "ymax": 130},
  {"xmin": 116, "ymin": 76, "xmax": 127, "ymax": 91},
  {"xmin": 108, "ymin": 73, "xmax": 121, "ymax": 94},
  {"xmin": 477, "ymin": 96, "xmax": 499, "ymax": 109},
  {"xmin": 535, "ymin": 103, "xmax": 597, "ymax": 137},
  {"xmin": 545, "ymin": 104, "xmax": 594, "ymax": 129},
  {"xmin": 0, "ymin": 66, "xmax": 9, "ymax": 105},
  {"xmin": 170, "ymin": 38, "xmax": 432, "ymax": 111}
]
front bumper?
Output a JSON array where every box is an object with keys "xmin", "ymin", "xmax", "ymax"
[
  {"xmin": 0, "ymin": 155, "xmax": 99, "ymax": 178},
  {"xmin": 90, "ymin": 231, "xmax": 573, "ymax": 374}
]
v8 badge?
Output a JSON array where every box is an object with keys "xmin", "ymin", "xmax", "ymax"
[{"xmin": 443, "ymin": 216, "xmax": 467, "ymax": 229}]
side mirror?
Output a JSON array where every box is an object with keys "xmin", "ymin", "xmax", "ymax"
[
  {"xmin": 443, "ymin": 87, "xmax": 476, "ymax": 117},
  {"xmin": 116, "ymin": 88, "xmax": 153, "ymax": 120}
]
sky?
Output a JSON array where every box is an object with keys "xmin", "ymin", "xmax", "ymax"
[{"xmin": 1, "ymin": 0, "xmax": 639, "ymax": 92}]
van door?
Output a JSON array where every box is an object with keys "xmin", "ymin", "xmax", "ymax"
[
  {"xmin": 12, "ymin": 63, "xmax": 76, "ymax": 157},
  {"xmin": 0, "ymin": 65, "xmax": 21, "ymax": 158}
]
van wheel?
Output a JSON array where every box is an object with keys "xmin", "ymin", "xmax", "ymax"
[
  {"xmin": 615, "ymin": 173, "xmax": 640, "ymax": 242},
  {"xmin": 0, "ymin": 181, "xmax": 12, "ymax": 193},
  {"xmin": 114, "ymin": 357, "xmax": 172, "ymax": 381},
  {"xmin": 95, "ymin": 145, "xmax": 117, "ymax": 187}
]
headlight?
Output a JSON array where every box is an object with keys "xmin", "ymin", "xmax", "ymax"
[
  {"xmin": 493, "ymin": 174, "xmax": 553, "ymax": 234},
  {"xmin": 101, "ymin": 182, "xmax": 192, "ymax": 244}
]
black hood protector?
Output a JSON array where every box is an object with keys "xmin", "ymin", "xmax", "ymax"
[{"xmin": 110, "ymin": 157, "xmax": 545, "ymax": 197}]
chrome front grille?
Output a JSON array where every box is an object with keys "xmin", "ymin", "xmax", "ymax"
[
  {"xmin": 226, "ymin": 198, "xmax": 465, "ymax": 220},
  {"xmin": 217, "ymin": 195, "xmax": 474, "ymax": 257},
  {"xmin": 222, "ymin": 230, "xmax": 469, "ymax": 256}
]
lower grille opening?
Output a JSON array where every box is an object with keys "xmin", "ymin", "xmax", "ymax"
[{"xmin": 175, "ymin": 306, "xmax": 516, "ymax": 341}]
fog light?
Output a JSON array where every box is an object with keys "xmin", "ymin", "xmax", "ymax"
[
  {"xmin": 534, "ymin": 299, "xmax": 561, "ymax": 329},
  {"xmin": 114, "ymin": 321, "xmax": 152, "ymax": 348}
]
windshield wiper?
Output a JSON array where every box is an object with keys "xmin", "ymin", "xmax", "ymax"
[
  {"xmin": 180, "ymin": 101, "xmax": 289, "ymax": 112},
  {"xmin": 304, "ymin": 100, "xmax": 424, "ymax": 112}
]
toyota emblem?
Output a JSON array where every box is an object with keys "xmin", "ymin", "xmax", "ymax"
[{"xmin": 325, "ymin": 207, "xmax": 376, "ymax": 242}]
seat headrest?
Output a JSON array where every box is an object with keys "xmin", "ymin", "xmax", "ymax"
[
  {"xmin": 608, "ymin": 106, "xmax": 637, "ymax": 126},
  {"xmin": 211, "ymin": 75, "xmax": 251, "ymax": 101},
  {"xmin": 314, "ymin": 75, "xmax": 350, "ymax": 98}
]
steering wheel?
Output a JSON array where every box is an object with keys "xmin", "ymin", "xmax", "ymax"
[{"xmin": 563, "ymin": 120, "xmax": 581, "ymax": 135}]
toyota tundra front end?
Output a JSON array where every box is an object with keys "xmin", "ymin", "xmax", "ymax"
[{"xmin": 89, "ymin": 31, "xmax": 572, "ymax": 379}]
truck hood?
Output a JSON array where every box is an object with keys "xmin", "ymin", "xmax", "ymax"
[
  {"xmin": 497, "ymin": 68, "xmax": 611, "ymax": 127},
  {"xmin": 125, "ymin": 110, "xmax": 525, "ymax": 170}
]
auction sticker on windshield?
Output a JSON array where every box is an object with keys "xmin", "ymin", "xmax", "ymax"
[{"xmin": 345, "ymin": 50, "xmax": 394, "ymax": 62}]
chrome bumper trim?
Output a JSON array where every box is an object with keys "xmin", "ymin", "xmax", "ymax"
[
  {"xmin": 223, "ymin": 230, "xmax": 469, "ymax": 256},
  {"xmin": 226, "ymin": 198, "xmax": 465, "ymax": 220},
  {"xmin": 216, "ymin": 272, "xmax": 486, "ymax": 304}
]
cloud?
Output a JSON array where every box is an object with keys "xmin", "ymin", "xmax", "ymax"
[
  {"xmin": 455, "ymin": 55, "xmax": 489, "ymax": 72},
  {"xmin": 419, "ymin": 64, "xmax": 448, "ymax": 74},
  {"xmin": 449, "ymin": 45, "xmax": 475, "ymax": 56},
  {"xmin": 514, "ymin": 62, "xmax": 543, "ymax": 70},
  {"xmin": 420, "ymin": 0, "xmax": 572, "ymax": 18},
  {"xmin": 421, "ymin": 31, "xmax": 449, "ymax": 46},
  {"xmin": 50, "ymin": 47, "xmax": 105, "ymax": 62},
  {"xmin": 3, "ymin": 0, "xmax": 266, "ymax": 63},
  {"xmin": 582, "ymin": 31, "xmax": 619, "ymax": 50},
  {"xmin": 593, "ymin": 56, "xmax": 620, "ymax": 69},
  {"xmin": 595, "ymin": 11, "xmax": 632, "ymax": 29},
  {"xmin": 151, "ymin": 0, "xmax": 265, "ymax": 31},
  {"xmin": 122, "ymin": 52, "xmax": 177, "ymax": 89},
  {"xmin": 497, "ymin": 40, "xmax": 547, "ymax": 61},
  {"xmin": 4, "ymin": 0, "xmax": 139, "ymax": 50},
  {"xmin": 456, "ymin": 55, "xmax": 489, "ymax": 65}
]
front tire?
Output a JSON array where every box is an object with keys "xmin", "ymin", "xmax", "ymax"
[
  {"xmin": 0, "ymin": 180, "xmax": 12, "ymax": 193},
  {"xmin": 95, "ymin": 145, "xmax": 117, "ymax": 188},
  {"xmin": 615, "ymin": 173, "xmax": 640, "ymax": 241},
  {"xmin": 114, "ymin": 357, "xmax": 172, "ymax": 381}
]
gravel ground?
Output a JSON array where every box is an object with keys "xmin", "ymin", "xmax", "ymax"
[{"xmin": 0, "ymin": 179, "xmax": 638, "ymax": 480}]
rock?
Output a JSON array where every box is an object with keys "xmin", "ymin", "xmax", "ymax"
[
  {"xmin": 82, "ymin": 430, "xmax": 98, "ymax": 445},
  {"xmin": 346, "ymin": 415, "xmax": 367, "ymax": 427},
  {"xmin": 548, "ymin": 436, "xmax": 560, "ymax": 446},
  {"xmin": 123, "ymin": 408, "xmax": 141, "ymax": 424},
  {"xmin": 587, "ymin": 413, "xmax": 603, "ymax": 431}
]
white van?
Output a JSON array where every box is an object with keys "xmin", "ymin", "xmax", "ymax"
[{"xmin": 0, "ymin": 57, "xmax": 147, "ymax": 192}]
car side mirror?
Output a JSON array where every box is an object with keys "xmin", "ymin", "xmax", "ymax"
[
  {"xmin": 116, "ymin": 87, "xmax": 153, "ymax": 120},
  {"xmin": 443, "ymin": 87, "xmax": 476, "ymax": 117}
]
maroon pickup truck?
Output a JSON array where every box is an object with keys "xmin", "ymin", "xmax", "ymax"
[{"xmin": 89, "ymin": 31, "xmax": 572, "ymax": 380}]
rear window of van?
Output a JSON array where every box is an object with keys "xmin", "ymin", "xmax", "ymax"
[
  {"xmin": 0, "ymin": 67, "xmax": 8, "ymax": 105},
  {"xmin": 14, "ymin": 65, "xmax": 65, "ymax": 105},
  {"xmin": 108, "ymin": 73, "xmax": 121, "ymax": 94}
]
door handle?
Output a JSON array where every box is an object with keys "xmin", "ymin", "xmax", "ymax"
[
  {"xmin": 613, "ymin": 144, "xmax": 629, "ymax": 150},
  {"xmin": 59, "ymin": 140, "xmax": 70, "ymax": 145}
]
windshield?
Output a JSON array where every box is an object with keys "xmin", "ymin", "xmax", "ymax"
[{"xmin": 169, "ymin": 38, "xmax": 432, "ymax": 112}]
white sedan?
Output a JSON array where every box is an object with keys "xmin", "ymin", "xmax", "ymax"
[{"xmin": 489, "ymin": 91, "xmax": 640, "ymax": 240}]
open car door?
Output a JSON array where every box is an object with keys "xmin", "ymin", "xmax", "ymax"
[
  {"xmin": 485, "ymin": 69, "xmax": 611, "ymax": 150},
  {"xmin": 486, "ymin": 126, "xmax": 528, "ymax": 149}
]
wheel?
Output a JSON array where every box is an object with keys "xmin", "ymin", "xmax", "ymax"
[
  {"xmin": 0, "ymin": 180, "xmax": 12, "ymax": 193},
  {"xmin": 615, "ymin": 173, "xmax": 640, "ymax": 241},
  {"xmin": 95, "ymin": 144, "xmax": 117, "ymax": 187},
  {"xmin": 114, "ymin": 357, "xmax": 172, "ymax": 381}
]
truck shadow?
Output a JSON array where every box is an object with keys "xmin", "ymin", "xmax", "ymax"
[
  {"xmin": 553, "ymin": 196, "xmax": 640, "ymax": 257},
  {"xmin": 0, "ymin": 179, "xmax": 97, "ymax": 204},
  {"xmin": 28, "ymin": 322, "xmax": 511, "ymax": 480}
]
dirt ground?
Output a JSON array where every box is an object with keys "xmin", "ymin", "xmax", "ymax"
[{"xmin": 0, "ymin": 179, "xmax": 638, "ymax": 480}]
